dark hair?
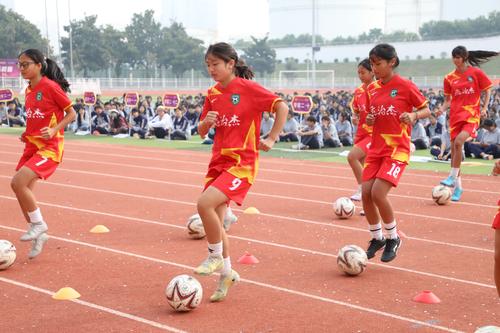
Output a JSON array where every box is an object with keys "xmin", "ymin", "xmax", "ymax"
[
  {"xmin": 131, "ymin": 108, "xmax": 139, "ymax": 113},
  {"xmin": 451, "ymin": 45, "xmax": 498, "ymax": 67},
  {"xmin": 306, "ymin": 116, "xmax": 316, "ymax": 123},
  {"xmin": 94, "ymin": 105, "xmax": 103, "ymax": 111},
  {"xmin": 369, "ymin": 43, "xmax": 400, "ymax": 68},
  {"xmin": 205, "ymin": 42, "xmax": 254, "ymax": 80},
  {"xmin": 358, "ymin": 58, "xmax": 372, "ymax": 71},
  {"xmin": 482, "ymin": 118, "xmax": 494, "ymax": 127},
  {"xmin": 321, "ymin": 115, "xmax": 331, "ymax": 122},
  {"xmin": 18, "ymin": 49, "xmax": 70, "ymax": 93}
]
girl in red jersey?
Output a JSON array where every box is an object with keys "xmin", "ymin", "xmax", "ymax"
[
  {"xmin": 348, "ymin": 58, "xmax": 375, "ymax": 204},
  {"xmin": 362, "ymin": 44, "xmax": 430, "ymax": 262},
  {"xmin": 10, "ymin": 49, "xmax": 76, "ymax": 258},
  {"xmin": 493, "ymin": 198, "xmax": 500, "ymax": 297},
  {"xmin": 439, "ymin": 46, "xmax": 498, "ymax": 201},
  {"xmin": 195, "ymin": 42, "xmax": 288, "ymax": 301}
]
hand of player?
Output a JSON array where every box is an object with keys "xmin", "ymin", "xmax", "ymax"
[
  {"xmin": 437, "ymin": 153, "xmax": 443, "ymax": 160},
  {"xmin": 399, "ymin": 112, "xmax": 415, "ymax": 125},
  {"xmin": 365, "ymin": 114, "xmax": 375, "ymax": 126},
  {"xmin": 19, "ymin": 132, "xmax": 26, "ymax": 143},
  {"xmin": 259, "ymin": 137, "xmax": 275, "ymax": 152},
  {"xmin": 480, "ymin": 108, "xmax": 487, "ymax": 118},
  {"xmin": 204, "ymin": 111, "xmax": 218, "ymax": 126},
  {"xmin": 40, "ymin": 127, "xmax": 56, "ymax": 140}
]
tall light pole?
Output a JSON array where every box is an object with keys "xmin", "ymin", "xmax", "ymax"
[
  {"xmin": 44, "ymin": 0, "xmax": 50, "ymax": 56},
  {"xmin": 311, "ymin": 0, "xmax": 316, "ymax": 89},
  {"xmin": 56, "ymin": 0, "xmax": 61, "ymax": 59},
  {"xmin": 68, "ymin": 0, "xmax": 74, "ymax": 78}
]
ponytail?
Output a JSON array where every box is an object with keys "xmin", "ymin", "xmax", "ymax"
[
  {"xmin": 452, "ymin": 46, "xmax": 499, "ymax": 67},
  {"xmin": 235, "ymin": 58, "xmax": 254, "ymax": 80},
  {"xmin": 205, "ymin": 42, "xmax": 254, "ymax": 80},
  {"xmin": 18, "ymin": 49, "xmax": 71, "ymax": 93}
]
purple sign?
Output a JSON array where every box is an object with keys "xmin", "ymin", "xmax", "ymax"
[
  {"xmin": 83, "ymin": 91, "xmax": 96, "ymax": 105},
  {"xmin": 125, "ymin": 92, "xmax": 138, "ymax": 106},
  {"xmin": 163, "ymin": 93, "xmax": 180, "ymax": 108},
  {"xmin": 0, "ymin": 89, "xmax": 13, "ymax": 101},
  {"xmin": 0, "ymin": 59, "xmax": 20, "ymax": 78},
  {"xmin": 291, "ymin": 96, "xmax": 313, "ymax": 114}
]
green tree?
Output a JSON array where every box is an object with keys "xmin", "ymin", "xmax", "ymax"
[
  {"xmin": 157, "ymin": 22, "xmax": 205, "ymax": 78},
  {"xmin": 60, "ymin": 15, "xmax": 108, "ymax": 77},
  {"xmin": 125, "ymin": 10, "xmax": 162, "ymax": 75},
  {"xmin": 101, "ymin": 25, "xmax": 134, "ymax": 77},
  {"xmin": 0, "ymin": 5, "xmax": 50, "ymax": 58},
  {"xmin": 243, "ymin": 36, "xmax": 276, "ymax": 76}
]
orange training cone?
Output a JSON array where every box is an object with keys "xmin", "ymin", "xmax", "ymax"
[
  {"xmin": 413, "ymin": 290, "xmax": 441, "ymax": 304},
  {"xmin": 237, "ymin": 252, "xmax": 259, "ymax": 264}
]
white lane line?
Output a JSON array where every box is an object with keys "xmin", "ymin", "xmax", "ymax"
[
  {"xmin": 0, "ymin": 176, "xmax": 492, "ymax": 253},
  {"xmin": 0, "ymin": 277, "xmax": 187, "ymax": 333},
  {"xmin": 0, "ymin": 195, "xmax": 493, "ymax": 289},
  {"xmin": 0, "ymin": 158, "xmax": 495, "ymax": 226},
  {"xmin": 0, "ymin": 144, "xmax": 497, "ymax": 192},
  {"xmin": 0, "ymin": 226, "xmax": 465, "ymax": 333}
]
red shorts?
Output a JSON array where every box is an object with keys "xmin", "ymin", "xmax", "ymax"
[
  {"xmin": 362, "ymin": 156, "xmax": 407, "ymax": 187},
  {"xmin": 203, "ymin": 169, "xmax": 251, "ymax": 206},
  {"xmin": 493, "ymin": 211, "xmax": 500, "ymax": 230},
  {"xmin": 16, "ymin": 151, "xmax": 59, "ymax": 180},
  {"xmin": 354, "ymin": 135, "xmax": 372, "ymax": 155},
  {"xmin": 450, "ymin": 121, "xmax": 478, "ymax": 141}
]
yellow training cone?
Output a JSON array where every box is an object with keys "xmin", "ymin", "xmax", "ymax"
[
  {"xmin": 90, "ymin": 225, "xmax": 110, "ymax": 233},
  {"xmin": 243, "ymin": 207, "xmax": 260, "ymax": 215},
  {"xmin": 52, "ymin": 287, "xmax": 81, "ymax": 300}
]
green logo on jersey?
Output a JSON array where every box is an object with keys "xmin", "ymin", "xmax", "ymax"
[
  {"xmin": 390, "ymin": 89, "xmax": 398, "ymax": 97},
  {"xmin": 36, "ymin": 92, "xmax": 42, "ymax": 101},
  {"xmin": 231, "ymin": 94, "xmax": 240, "ymax": 105}
]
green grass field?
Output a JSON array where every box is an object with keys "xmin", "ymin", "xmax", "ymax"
[
  {"xmin": 275, "ymin": 57, "xmax": 500, "ymax": 79},
  {"xmin": 1, "ymin": 127, "xmax": 495, "ymax": 175}
]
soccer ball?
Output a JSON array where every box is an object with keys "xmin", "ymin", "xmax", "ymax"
[
  {"xmin": 337, "ymin": 245, "xmax": 368, "ymax": 276},
  {"xmin": 187, "ymin": 214, "xmax": 206, "ymax": 239},
  {"xmin": 165, "ymin": 274, "xmax": 203, "ymax": 311},
  {"xmin": 432, "ymin": 185, "xmax": 452, "ymax": 205},
  {"xmin": 0, "ymin": 240, "xmax": 16, "ymax": 270},
  {"xmin": 333, "ymin": 197, "xmax": 355, "ymax": 219}
]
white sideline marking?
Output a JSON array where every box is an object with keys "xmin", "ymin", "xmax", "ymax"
[
  {"xmin": 0, "ymin": 195, "xmax": 494, "ymax": 289},
  {"xmin": 0, "ymin": 226, "xmax": 464, "ymax": 333},
  {"xmin": 0, "ymin": 277, "xmax": 187, "ymax": 333},
  {"xmin": 0, "ymin": 176, "xmax": 492, "ymax": 253},
  {"xmin": 0, "ymin": 158, "xmax": 494, "ymax": 227}
]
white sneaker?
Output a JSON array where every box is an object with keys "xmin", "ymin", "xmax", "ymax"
[
  {"xmin": 20, "ymin": 221, "xmax": 48, "ymax": 241},
  {"xmin": 223, "ymin": 211, "xmax": 238, "ymax": 232},
  {"xmin": 28, "ymin": 233, "xmax": 49, "ymax": 259},
  {"xmin": 350, "ymin": 189, "xmax": 362, "ymax": 201}
]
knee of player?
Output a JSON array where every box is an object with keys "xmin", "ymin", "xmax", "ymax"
[
  {"xmin": 196, "ymin": 196, "xmax": 212, "ymax": 214},
  {"xmin": 361, "ymin": 187, "xmax": 372, "ymax": 201},
  {"xmin": 10, "ymin": 176, "xmax": 22, "ymax": 192}
]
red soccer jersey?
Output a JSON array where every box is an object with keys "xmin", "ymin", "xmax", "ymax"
[
  {"xmin": 444, "ymin": 66, "xmax": 492, "ymax": 125},
  {"xmin": 201, "ymin": 77, "xmax": 281, "ymax": 184},
  {"xmin": 366, "ymin": 75, "xmax": 427, "ymax": 163},
  {"xmin": 24, "ymin": 76, "xmax": 72, "ymax": 162},
  {"xmin": 351, "ymin": 84, "xmax": 373, "ymax": 142}
]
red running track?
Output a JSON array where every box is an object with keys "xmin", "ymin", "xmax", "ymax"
[{"xmin": 0, "ymin": 135, "xmax": 499, "ymax": 333}]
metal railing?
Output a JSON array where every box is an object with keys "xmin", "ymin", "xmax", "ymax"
[{"xmin": 2, "ymin": 75, "xmax": 498, "ymax": 94}]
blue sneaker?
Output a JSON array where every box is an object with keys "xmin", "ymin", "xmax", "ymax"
[
  {"xmin": 440, "ymin": 176, "xmax": 455, "ymax": 187},
  {"xmin": 451, "ymin": 187, "xmax": 463, "ymax": 201}
]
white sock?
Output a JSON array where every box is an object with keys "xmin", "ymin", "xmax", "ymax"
[
  {"xmin": 207, "ymin": 242, "xmax": 223, "ymax": 257},
  {"xmin": 369, "ymin": 223, "xmax": 383, "ymax": 240},
  {"xmin": 222, "ymin": 257, "xmax": 232, "ymax": 276},
  {"xmin": 450, "ymin": 168, "xmax": 459, "ymax": 178},
  {"xmin": 456, "ymin": 176, "xmax": 462, "ymax": 189},
  {"xmin": 383, "ymin": 221, "xmax": 398, "ymax": 239},
  {"xmin": 27, "ymin": 208, "xmax": 43, "ymax": 224}
]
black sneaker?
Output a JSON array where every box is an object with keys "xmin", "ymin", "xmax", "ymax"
[
  {"xmin": 366, "ymin": 238, "xmax": 386, "ymax": 259},
  {"xmin": 381, "ymin": 237, "xmax": 402, "ymax": 262}
]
